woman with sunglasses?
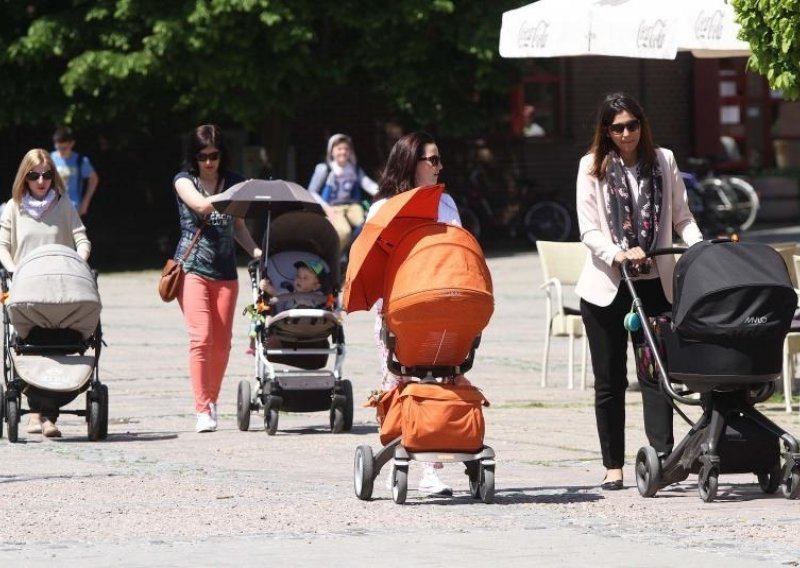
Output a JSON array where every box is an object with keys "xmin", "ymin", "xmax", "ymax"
[
  {"xmin": 368, "ymin": 131, "xmax": 462, "ymax": 497},
  {"xmin": 576, "ymin": 92, "xmax": 703, "ymax": 490},
  {"xmin": 0, "ymin": 148, "xmax": 91, "ymax": 438},
  {"xmin": 172, "ymin": 124, "xmax": 261, "ymax": 433}
]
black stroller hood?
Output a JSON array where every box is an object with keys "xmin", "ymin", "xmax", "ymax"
[{"xmin": 672, "ymin": 241, "xmax": 797, "ymax": 341}]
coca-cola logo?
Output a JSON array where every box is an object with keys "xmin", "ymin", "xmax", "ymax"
[
  {"xmin": 517, "ymin": 20, "xmax": 549, "ymax": 50},
  {"xmin": 695, "ymin": 10, "xmax": 724, "ymax": 41},
  {"xmin": 637, "ymin": 19, "xmax": 667, "ymax": 50}
]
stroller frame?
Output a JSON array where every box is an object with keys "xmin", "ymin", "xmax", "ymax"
[
  {"xmin": 0, "ymin": 268, "xmax": 108, "ymax": 442},
  {"xmin": 236, "ymin": 260, "xmax": 352, "ymax": 435},
  {"xmin": 353, "ymin": 326, "xmax": 496, "ymax": 504},
  {"xmin": 624, "ymin": 248, "xmax": 800, "ymax": 502}
]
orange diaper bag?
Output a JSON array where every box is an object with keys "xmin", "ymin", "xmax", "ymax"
[{"xmin": 377, "ymin": 383, "xmax": 489, "ymax": 452}]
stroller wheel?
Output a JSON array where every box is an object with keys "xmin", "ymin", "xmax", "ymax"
[
  {"xmin": 478, "ymin": 463, "xmax": 496, "ymax": 504},
  {"xmin": 342, "ymin": 379, "xmax": 353, "ymax": 432},
  {"xmin": 392, "ymin": 464, "xmax": 408, "ymax": 505},
  {"xmin": 6, "ymin": 395, "xmax": 19, "ymax": 443},
  {"xmin": 330, "ymin": 406, "xmax": 345, "ymax": 434},
  {"xmin": 353, "ymin": 445, "xmax": 375, "ymax": 501},
  {"xmin": 782, "ymin": 463, "xmax": 800, "ymax": 500},
  {"xmin": 757, "ymin": 461, "xmax": 782, "ymax": 494},
  {"xmin": 236, "ymin": 380, "xmax": 252, "ymax": 432},
  {"xmin": 466, "ymin": 460, "xmax": 481, "ymax": 499},
  {"xmin": 0, "ymin": 383, "xmax": 4, "ymax": 439},
  {"xmin": 87, "ymin": 391, "xmax": 103, "ymax": 442},
  {"xmin": 265, "ymin": 407, "xmax": 279, "ymax": 436},
  {"xmin": 635, "ymin": 446, "xmax": 661, "ymax": 498},
  {"xmin": 99, "ymin": 384, "xmax": 109, "ymax": 440},
  {"xmin": 698, "ymin": 465, "xmax": 719, "ymax": 503}
]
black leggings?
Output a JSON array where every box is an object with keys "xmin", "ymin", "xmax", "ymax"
[{"xmin": 580, "ymin": 278, "xmax": 673, "ymax": 469}]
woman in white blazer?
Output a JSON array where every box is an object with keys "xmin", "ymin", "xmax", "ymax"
[{"xmin": 575, "ymin": 93, "xmax": 703, "ymax": 490}]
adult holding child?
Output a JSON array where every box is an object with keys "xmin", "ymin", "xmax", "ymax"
[
  {"xmin": 575, "ymin": 92, "xmax": 703, "ymax": 490},
  {"xmin": 0, "ymin": 149, "xmax": 91, "ymax": 438},
  {"xmin": 308, "ymin": 133, "xmax": 379, "ymax": 252},
  {"xmin": 172, "ymin": 124, "xmax": 261, "ymax": 433}
]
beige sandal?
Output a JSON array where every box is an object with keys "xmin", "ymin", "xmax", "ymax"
[{"xmin": 26, "ymin": 414, "xmax": 43, "ymax": 434}]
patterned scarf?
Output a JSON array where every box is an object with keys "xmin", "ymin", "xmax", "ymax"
[
  {"xmin": 604, "ymin": 151, "xmax": 662, "ymax": 276},
  {"xmin": 21, "ymin": 189, "xmax": 57, "ymax": 220}
]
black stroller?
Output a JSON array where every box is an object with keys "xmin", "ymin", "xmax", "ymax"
[
  {"xmin": 627, "ymin": 240, "xmax": 800, "ymax": 502},
  {"xmin": 1, "ymin": 244, "xmax": 107, "ymax": 442}
]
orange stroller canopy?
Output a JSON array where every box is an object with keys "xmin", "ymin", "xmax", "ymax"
[{"xmin": 383, "ymin": 223, "xmax": 494, "ymax": 367}]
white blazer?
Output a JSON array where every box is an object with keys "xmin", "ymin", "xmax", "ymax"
[{"xmin": 575, "ymin": 147, "xmax": 703, "ymax": 307}]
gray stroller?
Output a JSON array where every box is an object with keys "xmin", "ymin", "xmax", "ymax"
[{"xmin": 1, "ymin": 244, "xmax": 107, "ymax": 442}]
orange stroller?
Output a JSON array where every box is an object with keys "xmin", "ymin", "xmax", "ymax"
[{"xmin": 350, "ymin": 221, "xmax": 496, "ymax": 504}]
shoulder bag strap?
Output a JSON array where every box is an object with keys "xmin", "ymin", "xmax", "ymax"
[{"xmin": 178, "ymin": 219, "xmax": 207, "ymax": 263}]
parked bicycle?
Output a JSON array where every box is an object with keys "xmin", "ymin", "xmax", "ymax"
[
  {"xmin": 454, "ymin": 177, "xmax": 574, "ymax": 245},
  {"xmin": 681, "ymin": 157, "xmax": 759, "ymax": 237}
]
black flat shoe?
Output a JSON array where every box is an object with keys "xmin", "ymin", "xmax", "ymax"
[{"xmin": 600, "ymin": 479, "xmax": 624, "ymax": 490}]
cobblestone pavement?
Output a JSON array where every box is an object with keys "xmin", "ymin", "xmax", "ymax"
[{"xmin": 0, "ymin": 251, "xmax": 798, "ymax": 567}]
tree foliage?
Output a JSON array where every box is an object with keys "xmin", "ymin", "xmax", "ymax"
[
  {"xmin": 0, "ymin": 0, "xmax": 522, "ymax": 136},
  {"xmin": 732, "ymin": 0, "xmax": 800, "ymax": 99}
]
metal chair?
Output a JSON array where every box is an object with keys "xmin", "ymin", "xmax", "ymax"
[
  {"xmin": 537, "ymin": 241, "xmax": 588, "ymax": 389},
  {"xmin": 783, "ymin": 253, "xmax": 800, "ymax": 413}
]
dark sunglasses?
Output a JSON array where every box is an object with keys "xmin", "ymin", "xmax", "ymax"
[
  {"xmin": 608, "ymin": 119, "xmax": 641, "ymax": 135},
  {"xmin": 418, "ymin": 155, "xmax": 442, "ymax": 167},
  {"xmin": 25, "ymin": 170, "xmax": 54, "ymax": 182},
  {"xmin": 196, "ymin": 151, "xmax": 221, "ymax": 162}
]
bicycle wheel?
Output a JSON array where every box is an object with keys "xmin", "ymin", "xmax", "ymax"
[
  {"xmin": 697, "ymin": 177, "xmax": 738, "ymax": 235},
  {"xmin": 523, "ymin": 201, "xmax": 572, "ymax": 243},
  {"xmin": 724, "ymin": 176, "xmax": 759, "ymax": 232}
]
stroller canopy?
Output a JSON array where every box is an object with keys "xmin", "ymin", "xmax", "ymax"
[
  {"xmin": 7, "ymin": 244, "xmax": 101, "ymax": 340},
  {"xmin": 263, "ymin": 210, "xmax": 340, "ymax": 292},
  {"xmin": 384, "ymin": 222, "xmax": 494, "ymax": 367},
  {"xmin": 672, "ymin": 241, "xmax": 797, "ymax": 342}
]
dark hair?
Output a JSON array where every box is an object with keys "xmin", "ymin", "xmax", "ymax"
[
  {"xmin": 375, "ymin": 131, "xmax": 435, "ymax": 201},
  {"xmin": 587, "ymin": 92, "xmax": 657, "ymax": 179},
  {"xmin": 53, "ymin": 126, "xmax": 74, "ymax": 144},
  {"xmin": 183, "ymin": 124, "xmax": 230, "ymax": 177}
]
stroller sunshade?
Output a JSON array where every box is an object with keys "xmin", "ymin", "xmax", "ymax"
[{"xmin": 672, "ymin": 241, "xmax": 797, "ymax": 342}]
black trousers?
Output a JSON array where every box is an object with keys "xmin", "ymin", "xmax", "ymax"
[{"xmin": 580, "ymin": 278, "xmax": 674, "ymax": 469}]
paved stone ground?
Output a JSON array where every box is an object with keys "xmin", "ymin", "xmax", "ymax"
[{"xmin": 1, "ymin": 251, "xmax": 799, "ymax": 567}]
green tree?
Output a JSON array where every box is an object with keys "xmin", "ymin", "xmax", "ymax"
[
  {"xmin": 0, "ymin": 1, "xmax": 521, "ymax": 136},
  {"xmin": 733, "ymin": 0, "xmax": 800, "ymax": 99}
]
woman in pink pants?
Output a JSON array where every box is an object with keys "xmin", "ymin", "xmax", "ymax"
[{"xmin": 172, "ymin": 124, "xmax": 261, "ymax": 432}]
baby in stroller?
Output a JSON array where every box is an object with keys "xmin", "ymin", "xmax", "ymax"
[
  {"xmin": 259, "ymin": 258, "xmax": 327, "ymax": 315},
  {"xmin": 236, "ymin": 210, "xmax": 352, "ymax": 435}
]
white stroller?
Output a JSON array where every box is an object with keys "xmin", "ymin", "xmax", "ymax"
[
  {"xmin": 236, "ymin": 210, "xmax": 352, "ymax": 435},
  {"xmin": 1, "ymin": 244, "xmax": 107, "ymax": 442}
]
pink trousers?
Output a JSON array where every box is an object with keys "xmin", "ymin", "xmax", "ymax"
[{"xmin": 178, "ymin": 273, "xmax": 239, "ymax": 413}]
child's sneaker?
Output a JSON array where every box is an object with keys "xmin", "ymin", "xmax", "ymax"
[
  {"xmin": 245, "ymin": 346, "xmax": 256, "ymax": 356},
  {"xmin": 418, "ymin": 469, "xmax": 452, "ymax": 497}
]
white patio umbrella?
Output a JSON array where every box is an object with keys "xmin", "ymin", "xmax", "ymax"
[{"xmin": 499, "ymin": 0, "xmax": 749, "ymax": 60}]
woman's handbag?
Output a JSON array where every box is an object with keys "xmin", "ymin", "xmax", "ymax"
[{"xmin": 158, "ymin": 221, "xmax": 206, "ymax": 302}]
